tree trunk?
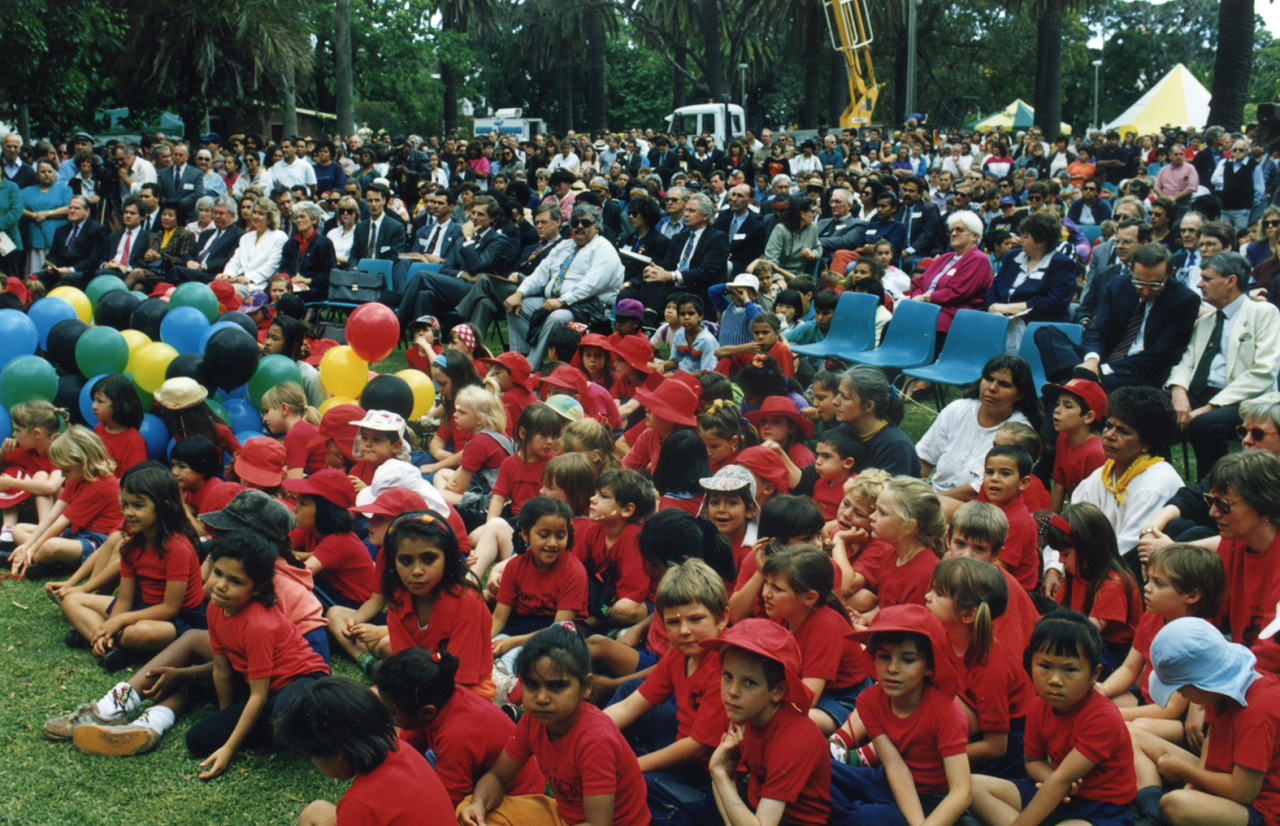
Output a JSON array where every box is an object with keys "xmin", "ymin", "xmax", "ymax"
[
  {"xmin": 673, "ymin": 46, "xmax": 688, "ymax": 110},
  {"xmin": 892, "ymin": 21, "xmax": 907, "ymax": 124},
  {"xmin": 442, "ymin": 62, "xmax": 460, "ymax": 135},
  {"xmin": 698, "ymin": 0, "xmax": 725, "ymax": 100},
  {"xmin": 335, "ymin": 0, "xmax": 356, "ymax": 136},
  {"xmin": 17, "ymin": 103, "xmax": 29, "ymax": 143},
  {"xmin": 1207, "ymin": 0, "xmax": 1254, "ymax": 129},
  {"xmin": 799, "ymin": 1, "xmax": 825, "ymax": 128},
  {"xmin": 586, "ymin": 12, "xmax": 607, "ymax": 132},
  {"xmin": 1036, "ymin": 0, "xmax": 1063, "ymax": 138},
  {"xmin": 1033, "ymin": 18, "xmax": 1047, "ymax": 120},
  {"xmin": 829, "ymin": 51, "xmax": 846, "ymax": 127},
  {"xmin": 556, "ymin": 56, "xmax": 574, "ymax": 133},
  {"xmin": 282, "ymin": 82, "xmax": 299, "ymax": 139}
]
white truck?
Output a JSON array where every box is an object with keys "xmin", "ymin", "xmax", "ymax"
[
  {"xmin": 664, "ymin": 103, "xmax": 745, "ymax": 147},
  {"xmin": 473, "ymin": 108, "xmax": 545, "ymax": 141}
]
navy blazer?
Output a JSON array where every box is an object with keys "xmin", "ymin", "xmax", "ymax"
[
  {"xmin": 985, "ymin": 248, "xmax": 1077, "ymax": 323},
  {"xmin": 713, "ymin": 211, "xmax": 768, "ymax": 267},
  {"xmin": 660, "ymin": 226, "xmax": 730, "ymax": 309},
  {"xmin": 192, "ymin": 226, "xmax": 245, "ymax": 275},
  {"xmin": 410, "ymin": 220, "xmax": 463, "ymax": 261},
  {"xmin": 1083, "ymin": 273, "xmax": 1200, "ymax": 383},
  {"xmin": 46, "ymin": 219, "xmax": 108, "ymax": 272},
  {"xmin": 349, "ymin": 215, "xmax": 408, "ymax": 262},
  {"xmin": 157, "ymin": 164, "xmax": 204, "ymax": 220},
  {"xmin": 445, "ymin": 227, "xmax": 519, "ymax": 276},
  {"xmin": 102, "ymin": 227, "xmax": 153, "ymax": 270}
]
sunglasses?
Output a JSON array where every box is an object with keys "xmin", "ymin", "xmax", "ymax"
[
  {"xmin": 1237, "ymin": 425, "xmax": 1279, "ymax": 441},
  {"xmin": 1265, "ymin": 220, "xmax": 1280, "ymax": 229},
  {"xmin": 570, "ymin": 218, "xmax": 594, "ymax": 228},
  {"xmin": 339, "ymin": 208, "xmax": 356, "ymax": 214},
  {"xmin": 1203, "ymin": 493, "xmax": 1246, "ymax": 515}
]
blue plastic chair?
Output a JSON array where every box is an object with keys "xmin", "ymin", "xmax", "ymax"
[
  {"xmin": 1019, "ymin": 321, "xmax": 1083, "ymax": 394},
  {"xmin": 305, "ymin": 258, "xmax": 397, "ymax": 318},
  {"xmin": 902, "ymin": 309, "xmax": 1011, "ymax": 409},
  {"xmin": 1080, "ymin": 225, "xmax": 1102, "ymax": 245},
  {"xmin": 846, "ymin": 299, "xmax": 940, "ymax": 370},
  {"xmin": 790, "ymin": 292, "xmax": 879, "ymax": 361}
]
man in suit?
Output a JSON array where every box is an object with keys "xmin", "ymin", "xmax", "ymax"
[
  {"xmin": 1074, "ymin": 218, "xmax": 1148, "ymax": 326},
  {"xmin": 1167, "ymin": 251, "xmax": 1280, "ymax": 471},
  {"xmin": 80, "ymin": 196, "xmax": 151, "ymax": 287},
  {"xmin": 393, "ymin": 187, "xmax": 462, "ymax": 292},
  {"xmin": 642, "ymin": 192, "xmax": 730, "ymax": 319},
  {"xmin": 812, "ymin": 187, "xmax": 866, "ymax": 269},
  {"xmin": 1, "ymin": 134, "xmax": 35, "ymax": 190},
  {"xmin": 458, "ymin": 203, "xmax": 566, "ymax": 340},
  {"xmin": 655, "ymin": 186, "xmax": 688, "ymax": 239},
  {"xmin": 168, "ymin": 195, "xmax": 244, "ymax": 284},
  {"xmin": 648, "ymin": 138, "xmax": 679, "ymax": 188},
  {"xmin": 397, "ymin": 195, "xmax": 519, "ymax": 328},
  {"xmin": 896, "ymin": 176, "xmax": 943, "ymax": 270},
  {"xmin": 1073, "ymin": 198, "xmax": 1145, "ymax": 323},
  {"xmin": 137, "ymin": 183, "xmax": 163, "ymax": 234},
  {"xmin": 348, "ymin": 183, "xmax": 407, "ymax": 264},
  {"xmin": 713, "ymin": 184, "xmax": 767, "ymax": 278},
  {"xmin": 157, "ymin": 142, "xmax": 203, "ymax": 221},
  {"xmin": 40, "ymin": 196, "xmax": 108, "ymax": 288}
]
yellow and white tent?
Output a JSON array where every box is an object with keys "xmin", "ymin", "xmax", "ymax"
[
  {"xmin": 1104, "ymin": 63, "xmax": 1211, "ymax": 136},
  {"xmin": 968, "ymin": 99, "xmax": 1070, "ymax": 134}
]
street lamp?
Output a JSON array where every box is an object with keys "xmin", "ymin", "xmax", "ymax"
[{"xmin": 1092, "ymin": 59, "xmax": 1103, "ymax": 132}]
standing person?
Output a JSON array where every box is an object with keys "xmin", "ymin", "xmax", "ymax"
[{"xmin": 20, "ymin": 160, "xmax": 72, "ymax": 273}]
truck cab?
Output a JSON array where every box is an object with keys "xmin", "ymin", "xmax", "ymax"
[{"xmin": 664, "ymin": 103, "xmax": 745, "ymax": 147}]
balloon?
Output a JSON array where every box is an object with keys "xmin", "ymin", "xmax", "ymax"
[
  {"xmin": 93, "ymin": 289, "xmax": 141, "ymax": 330},
  {"xmin": 0, "ymin": 308, "xmax": 38, "ymax": 368},
  {"xmin": 395, "ymin": 369, "xmax": 436, "ymax": 420},
  {"xmin": 359, "ymin": 374, "xmax": 415, "ymax": 420},
  {"xmin": 48, "ymin": 285, "xmax": 91, "ymax": 322},
  {"xmin": 215, "ymin": 311, "xmax": 257, "ymax": 339},
  {"xmin": 45, "ymin": 318, "xmax": 90, "ymax": 374},
  {"xmin": 346, "ymin": 303, "xmax": 401, "ymax": 364},
  {"xmin": 56, "ymin": 373, "xmax": 89, "ymax": 425},
  {"xmin": 159, "ymin": 305, "xmax": 211, "ymax": 355},
  {"xmin": 203, "ymin": 327, "xmax": 260, "ymax": 390},
  {"xmin": 319, "ymin": 345, "xmax": 368, "ymax": 398},
  {"xmin": 206, "ymin": 397, "xmax": 229, "ymax": 425},
  {"xmin": 224, "ymin": 398, "xmax": 263, "ymax": 434},
  {"xmin": 124, "ymin": 372, "xmax": 154, "ymax": 413},
  {"xmin": 28, "ymin": 297, "xmax": 78, "ymax": 349},
  {"xmin": 75, "ymin": 326, "xmax": 130, "ymax": 378},
  {"xmin": 318, "ymin": 395, "xmax": 358, "ymax": 416},
  {"xmin": 79, "ymin": 374, "xmax": 108, "ymax": 427},
  {"xmin": 85, "ymin": 275, "xmax": 128, "ymax": 309},
  {"xmin": 235, "ymin": 430, "xmax": 263, "ymax": 446},
  {"xmin": 165, "ymin": 352, "xmax": 215, "ymax": 392},
  {"xmin": 198, "ymin": 321, "xmax": 243, "ymax": 355},
  {"xmin": 0, "ymin": 404, "xmax": 10, "ymax": 444},
  {"xmin": 247, "ymin": 354, "xmax": 302, "ymax": 408},
  {"xmin": 133, "ymin": 342, "xmax": 179, "ymax": 393},
  {"xmin": 169, "ymin": 282, "xmax": 219, "ymax": 323},
  {"xmin": 139, "ymin": 413, "xmax": 170, "ymax": 462},
  {"xmin": 130, "ymin": 298, "xmax": 169, "ymax": 340},
  {"xmin": 0, "ymin": 355, "xmax": 58, "ymax": 409},
  {"xmin": 121, "ymin": 330, "xmax": 151, "ymax": 368}
]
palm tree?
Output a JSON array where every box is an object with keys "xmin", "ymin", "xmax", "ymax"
[
  {"xmin": 335, "ymin": 0, "xmax": 356, "ymax": 136},
  {"xmin": 1001, "ymin": 0, "xmax": 1098, "ymax": 137},
  {"xmin": 435, "ymin": 0, "xmax": 499, "ymax": 134},
  {"xmin": 1207, "ymin": 0, "xmax": 1254, "ymax": 129}
]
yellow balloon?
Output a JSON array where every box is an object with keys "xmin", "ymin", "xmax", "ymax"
[
  {"xmin": 319, "ymin": 345, "xmax": 369, "ymax": 398},
  {"xmin": 318, "ymin": 395, "xmax": 358, "ymax": 416},
  {"xmin": 395, "ymin": 369, "xmax": 436, "ymax": 419},
  {"xmin": 48, "ymin": 285, "xmax": 91, "ymax": 322},
  {"xmin": 132, "ymin": 342, "xmax": 179, "ymax": 394},
  {"xmin": 121, "ymin": 330, "xmax": 152, "ymax": 373}
]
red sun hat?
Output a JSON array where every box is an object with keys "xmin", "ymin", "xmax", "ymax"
[
  {"xmin": 538, "ymin": 364, "xmax": 589, "ymax": 398},
  {"xmin": 606, "ymin": 335, "xmax": 656, "ymax": 375},
  {"xmin": 479, "ymin": 351, "xmax": 536, "ymax": 390},
  {"xmin": 315, "ymin": 403, "xmax": 366, "ymax": 462},
  {"xmin": 733, "ymin": 445, "xmax": 791, "ymax": 494},
  {"xmin": 234, "ymin": 437, "xmax": 286, "ymax": 489},
  {"xmin": 632, "ymin": 377, "xmax": 699, "ymax": 427},
  {"xmin": 744, "ymin": 395, "xmax": 815, "ymax": 441},
  {"xmin": 848, "ymin": 604, "xmax": 960, "ymax": 697},
  {"xmin": 282, "ymin": 467, "xmax": 357, "ymax": 509},
  {"xmin": 353, "ymin": 487, "xmax": 428, "ymax": 518},
  {"xmin": 700, "ymin": 618, "xmax": 814, "ymax": 712}
]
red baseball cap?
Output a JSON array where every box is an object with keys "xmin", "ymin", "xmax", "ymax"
[
  {"xmin": 733, "ymin": 445, "xmax": 791, "ymax": 494},
  {"xmin": 1042, "ymin": 378, "xmax": 1107, "ymax": 421},
  {"xmin": 234, "ymin": 437, "xmax": 286, "ymax": 489},
  {"xmin": 480, "ymin": 351, "xmax": 535, "ymax": 390},
  {"xmin": 848, "ymin": 604, "xmax": 960, "ymax": 696},
  {"xmin": 354, "ymin": 487, "xmax": 428, "ymax": 518},
  {"xmin": 744, "ymin": 395, "xmax": 814, "ymax": 441},
  {"xmin": 282, "ymin": 468, "xmax": 357, "ymax": 509},
  {"xmin": 701, "ymin": 618, "xmax": 813, "ymax": 712},
  {"xmin": 317, "ymin": 403, "xmax": 366, "ymax": 462}
]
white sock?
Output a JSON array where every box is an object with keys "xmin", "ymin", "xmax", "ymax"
[
  {"xmin": 0, "ymin": 526, "xmax": 12, "ymax": 540},
  {"xmin": 134, "ymin": 706, "xmax": 175, "ymax": 736},
  {"xmin": 97, "ymin": 682, "xmax": 141, "ymax": 718}
]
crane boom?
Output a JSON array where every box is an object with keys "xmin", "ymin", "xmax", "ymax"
[{"xmin": 823, "ymin": 0, "xmax": 881, "ymax": 127}]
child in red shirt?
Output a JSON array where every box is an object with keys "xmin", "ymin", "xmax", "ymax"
[
  {"xmin": 0, "ymin": 399, "xmax": 65, "ymax": 546},
  {"xmin": 461, "ymin": 625, "xmax": 650, "ymax": 826},
  {"xmin": 170, "ymin": 435, "xmax": 244, "ymax": 533},
  {"xmin": 865, "ymin": 477, "xmax": 945, "ymax": 619},
  {"xmin": 404, "ymin": 314, "xmax": 443, "ymax": 373},
  {"xmin": 88, "ymin": 375, "xmax": 147, "ymax": 478},
  {"xmin": 791, "ymin": 429, "xmax": 862, "ymax": 523},
  {"xmin": 284, "ymin": 469, "xmax": 376, "ymax": 610},
  {"xmin": 729, "ymin": 495, "xmax": 827, "ymax": 623},
  {"xmin": 577, "ymin": 468, "xmax": 656, "ymax": 627},
  {"xmin": 979, "ymin": 444, "xmax": 1040, "ymax": 593},
  {"xmin": 830, "ymin": 470, "xmax": 897, "ymax": 616},
  {"xmin": 748, "ymin": 394, "xmax": 817, "ymax": 470},
  {"xmin": 831, "ymin": 605, "xmax": 972, "ymax": 826},
  {"xmin": 987, "ymin": 421, "xmax": 1052, "ymax": 512},
  {"xmin": 1044, "ymin": 377, "xmax": 1107, "ymax": 513},
  {"xmin": 623, "ymin": 376, "xmax": 700, "ymax": 475},
  {"xmin": 945, "ymin": 501, "xmax": 1039, "ymax": 657},
  {"xmin": 696, "ymin": 398, "xmax": 749, "ymax": 474},
  {"xmin": 486, "ymin": 403, "xmax": 562, "ymax": 523},
  {"xmin": 424, "ymin": 350, "xmax": 483, "ymax": 474},
  {"xmin": 480, "ymin": 350, "xmax": 539, "ymax": 437},
  {"xmin": 260, "ymin": 381, "xmax": 326, "ymax": 478},
  {"xmin": 572, "ymin": 332, "xmax": 615, "ymax": 391},
  {"xmin": 152, "ymin": 376, "xmax": 241, "ymax": 463},
  {"xmin": 715, "ymin": 313, "xmax": 796, "ymax": 378},
  {"xmin": 433, "ymin": 385, "xmax": 512, "ymax": 516},
  {"xmin": 653, "ymin": 430, "xmax": 709, "ymax": 515},
  {"xmin": 606, "ymin": 334, "xmax": 657, "ymax": 426}
]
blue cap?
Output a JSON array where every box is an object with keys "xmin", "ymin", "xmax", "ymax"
[{"xmin": 1148, "ymin": 617, "xmax": 1259, "ymax": 708}]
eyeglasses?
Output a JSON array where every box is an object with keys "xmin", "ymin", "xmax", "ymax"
[
  {"xmin": 1082, "ymin": 186, "xmax": 1098, "ymax": 192},
  {"xmin": 1203, "ymin": 493, "xmax": 1246, "ymax": 515},
  {"xmin": 1237, "ymin": 425, "xmax": 1279, "ymax": 441},
  {"xmin": 1264, "ymin": 220, "xmax": 1280, "ymax": 228},
  {"xmin": 949, "ymin": 227, "xmax": 970, "ymax": 235},
  {"xmin": 570, "ymin": 218, "xmax": 594, "ymax": 228},
  {"xmin": 339, "ymin": 208, "xmax": 356, "ymax": 215},
  {"xmin": 1131, "ymin": 278, "xmax": 1167, "ymax": 291}
]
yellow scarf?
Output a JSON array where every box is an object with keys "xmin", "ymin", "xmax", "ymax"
[{"xmin": 1100, "ymin": 454, "xmax": 1164, "ymax": 504}]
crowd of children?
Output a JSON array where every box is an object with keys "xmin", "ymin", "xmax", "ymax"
[{"xmin": 8, "ymin": 286, "xmax": 1280, "ymax": 826}]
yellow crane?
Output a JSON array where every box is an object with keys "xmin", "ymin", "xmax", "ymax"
[{"xmin": 824, "ymin": 0, "xmax": 881, "ymax": 127}]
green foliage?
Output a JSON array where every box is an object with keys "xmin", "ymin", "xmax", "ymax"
[{"xmin": 602, "ymin": 30, "xmax": 676, "ymax": 129}]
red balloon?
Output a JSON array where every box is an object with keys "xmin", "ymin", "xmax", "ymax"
[{"xmin": 345, "ymin": 303, "xmax": 401, "ymax": 364}]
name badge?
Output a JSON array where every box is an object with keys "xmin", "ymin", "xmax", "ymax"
[
  {"xmin": 183, "ymin": 183, "xmax": 195, "ymax": 190},
  {"xmin": 733, "ymin": 233, "xmax": 746, "ymax": 241},
  {"xmin": 866, "ymin": 229, "xmax": 879, "ymax": 237},
  {"xmin": 911, "ymin": 211, "xmax": 922, "ymax": 219},
  {"xmin": 379, "ymin": 246, "xmax": 391, "ymax": 253}
]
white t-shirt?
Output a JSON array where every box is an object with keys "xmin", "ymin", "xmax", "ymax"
[
  {"xmin": 916, "ymin": 399, "xmax": 1029, "ymax": 493},
  {"xmin": 271, "ymin": 158, "xmax": 317, "ymax": 190},
  {"xmin": 1068, "ymin": 461, "xmax": 1184, "ymax": 556}
]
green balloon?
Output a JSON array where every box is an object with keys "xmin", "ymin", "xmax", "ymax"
[
  {"xmin": 169, "ymin": 282, "xmax": 220, "ymax": 323},
  {"xmin": 75, "ymin": 326, "xmax": 130, "ymax": 378},
  {"xmin": 0, "ymin": 355, "xmax": 58, "ymax": 409},
  {"xmin": 206, "ymin": 397, "xmax": 230, "ymax": 425},
  {"xmin": 85, "ymin": 275, "xmax": 128, "ymax": 309},
  {"xmin": 247, "ymin": 354, "xmax": 304, "ymax": 408},
  {"xmin": 125, "ymin": 372, "xmax": 154, "ymax": 413}
]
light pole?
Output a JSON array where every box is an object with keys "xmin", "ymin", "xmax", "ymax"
[
  {"xmin": 1092, "ymin": 59, "xmax": 1103, "ymax": 132},
  {"xmin": 905, "ymin": 0, "xmax": 920, "ymax": 114},
  {"xmin": 739, "ymin": 63, "xmax": 748, "ymax": 134}
]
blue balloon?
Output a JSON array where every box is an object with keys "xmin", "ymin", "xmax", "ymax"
[
  {"xmin": 198, "ymin": 321, "xmax": 243, "ymax": 355},
  {"xmin": 79, "ymin": 374, "xmax": 108, "ymax": 427},
  {"xmin": 224, "ymin": 398, "xmax": 262, "ymax": 435},
  {"xmin": 28, "ymin": 297, "xmax": 78, "ymax": 350},
  {"xmin": 0, "ymin": 404, "xmax": 10, "ymax": 444},
  {"xmin": 235, "ymin": 430, "xmax": 264, "ymax": 446},
  {"xmin": 0, "ymin": 309, "xmax": 37, "ymax": 368},
  {"xmin": 139, "ymin": 414, "xmax": 171, "ymax": 462},
  {"xmin": 160, "ymin": 305, "xmax": 212, "ymax": 355}
]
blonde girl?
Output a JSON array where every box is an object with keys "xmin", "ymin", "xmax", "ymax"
[
  {"xmin": 434, "ymin": 385, "xmax": 511, "ymax": 509},
  {"xmin": 561, "ymin": 417, "xmax": 620, "ymax": 475},
  {"xmin": 0, "ymin": 401, "xmax": 67, "ymax": 544},
  {"xmin": 697, "ymin": 399, "xmax": 758, "ymax": 473},
  {"xmin": 260, "ymin": 382, "xmax": 324, "ymax": 478},
  {"xmin": 864, "ymin": 476, "xmax": 946, "ymax": 623}
]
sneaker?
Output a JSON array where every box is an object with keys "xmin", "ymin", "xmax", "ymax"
[
  {"xmin": 63, "ymin": 630, "xmax": 89, "ymax": 649},
  {"xmin": 73, "ymin": 722, "xmax": 161, "ymax": 756},
  {"xmin": 21, "ymin": 562, "xmax": 59, "ymax": 580},
  {"xmin": 102, "ymin": 648, "xmax": 140, "ymax": 673},
  {"xmin": 44, "ymin": 702, "xmax": 121, "ymax": 741},
  {"xmin": 358, "ymin": 652, "xmax": 379, "ymax": 681}
]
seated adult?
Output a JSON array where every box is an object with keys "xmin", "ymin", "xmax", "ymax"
[
  {"xmin": 835, "ymin": 364, "xmax": 920, "ymax": 477},
  {"xmin": 1038, "ymin": 242, "xmax": 1199, "ymax": 392},
  {"xmin": 391, "ymin": 187, "xmax": 461, "ymax": 292},
  {"xmin": 761, "ymin": 194, "xmax": 818, "ymax": 283},
  {"xmin": 278, "ymin": 200, "xmax": 336, "ymax": 305},
  {"xmin": 896, "ymin": 175, "xmax": 944, "ymax": 270},
  {"xmin": 502, "ymin": 202, "xmax": 623, "ymax": 367},
  {"xmin": 1065, "ymin": 177, "xmax": 1111, "ymax": 226},
  {"xmin": 712, "ymin": 184, "xmax": 766, "ymax": 277},
  {"xmin": 986, "ymin": 209, "xmax": 1077, "ymax": 338},
  {"xmin": 326, "ymin": 195, "xmax": 361, "ymax": 267},
  {"xmin": 907, "ymin": 210, "xmax": 993, "ymax": 353},
  {"xmin": 917, "ymin": 354, "xmax": 1041, "ymax": 513},
  {"xmin": 347, "ymin": 182, "xmax": 406, "ymax": 265},
  {"xmin": 39, "ymin": 194, "xmax": 107, "ymax": 289},
  {"xmin": 124, "ymin": 199, "xmax": 195, "ymax": 291},
  {"xmin": 1166, "ymin": 251, "xmax": 1280, "ymax": 472},
  {"xmin": 812, "ymin": 187, "xmax": 866, "ymax": 273},
  {"xmin": 852, "ymin": 191, "xmax": 907, "ymax": 267},
  {"xmin": 616, "ymin": 194, "xmax": 669, "ymax": 314},
  {"xmin": 168, "ymin": 195, "xmax": 244, "ymax": 284},
  {"xmin": 638, "ymin": 192, "xmax": 728, "ymax": 320},
  {"xmin": 88, "ymin": 197, "xmax": 151, "ymax": 284},
  {"xmin": 217, "ymin": 196, "xmax": 288, "ymax": 297},
  {"xmin": 1073, "ymin": 216, "xmax": 1148, "ymax": 326}
]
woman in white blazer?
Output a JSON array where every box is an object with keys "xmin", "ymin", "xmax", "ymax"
[{"xmin": 219, "ymin": 196, "xmax": 288, "ymax": 296}]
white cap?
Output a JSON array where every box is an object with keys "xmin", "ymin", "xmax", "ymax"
[
  {"xmin": 353, "ymin": 459, "xmax": 449, "ymax": 518},
  {"xmin": 728, "ymin": 273, "xmax": 760, "ymax": 293}
]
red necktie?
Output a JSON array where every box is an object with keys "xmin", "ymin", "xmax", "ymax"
[{"xmin": 118, "ymin": 229, "xmax": 132, "ymax": 265}]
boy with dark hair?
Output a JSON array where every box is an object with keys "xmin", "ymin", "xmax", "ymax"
[{"xmin": 577, "ymin": 468, "xmax": 655, "ymax": 627}]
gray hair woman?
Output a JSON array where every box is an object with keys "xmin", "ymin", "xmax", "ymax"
[
  {"xmin": 187, "ymin": 195, "xmax": 216, "ymax": 234},
  {"xmin": 908, "ymin": 209, "xmax": 993, "ymax": 349}
]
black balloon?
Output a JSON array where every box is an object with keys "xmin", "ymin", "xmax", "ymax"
[
  {"xmin": 216, "ymin": 311, "xmax": 258, "ymax": 339},
  {"xmin": 45, "ymin": 318, "xmax": 90, "ymax": 374},
  {"xmin": 131, "ymin": 298, "xmax": 169, "ymax": 340},
  {"xmin": 360, "ymin": 375, "xmax": 415, "ymax": 420},
  {"xmin": 94, "ymin": 289, "xmax": 142, "ymax": 330},
  {"xmin": 56, "ymin": 373, "xmax": 89, "ymax": 425},
  {"xmin": 203, "ymin": 327, "xmax": 260, "ymax": 390},
  {"xmin": 166, "ymin": 352, "xmax": 216, "ymax": 392}
]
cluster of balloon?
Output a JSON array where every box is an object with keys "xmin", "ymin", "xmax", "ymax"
[
  {"xmin": 360, "ymin": 375, "xmax": 415, "ymax": 420},
  {"xmin": 395, "ymin": 369, "xmax": 435, "ymax": 419}
]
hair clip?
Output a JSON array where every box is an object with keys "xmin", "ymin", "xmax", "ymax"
[
  {"xmin": 430, "ymin": 649, "xmax": 442, "ymax": 664},
  {"xmin": 1048, "ymin": 513, "xmax": 1071, "ymax": 535},
  {"xmin": 553, "ymin": 620, "xmax": 578, "ymax": 633},
  {"xmin": 751, "ymin": 353, "xmax": 767, "ymax": 368}
]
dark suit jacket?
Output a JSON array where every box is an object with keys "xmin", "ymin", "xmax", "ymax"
[
  {"xmin": 349, "ymin": 215, "xmax": 407, "ymax": 263},
  {"xmin": 410, "ymin": 220, "xmax": 464, "ymax": 261},
  {"xmin": 896, "ymin": 200, "xmax": 943, "ymax": 256},
  {"xmin": 618, "ymin": 229, "xmax": 670, "ymax": 288},
  {"xmin": 515, "ymin": 237, "xmax": 567, "ymax": 278},
  {"xmin": 445, "ymin": 228, "xmax": 519, "ymax": 276},
  {"xmin": 661, "ymin": 226, "xmax": 730, "ymax": 309},
  {"xmin": 157, "ymin": 164, "xmax": 204, "ymax": 220},
  {"xmin": 4, "ymin": 163, "xmax": 35, "ymax": 191},
  {"xmin": 139, "ymin": 209, "xmax": 163, "ymax": 234},
  {"xmin": 985, "ymin": 248, "xmax": 1077, "ymax": 323},
  {"xmin": 101, "ymin": 227, "xmax": 153, "ymax": 270},
  {"xmin": 713, "ymin": 211, "xmax": 767, "ymax": 269},
  {"xmin": 813, "ymin": 214, "xmax": 867, "ymax": 255},
  {"xmin": 1084, "ymin": 274, "xmax": 1200, "ymax": 384},
  {"xmin": 280, "ymin": 232, "xmax": 337, "ymax": 286},
  {"xmin": 192, "ymin": 226, "xmax": 245, "ymax": 275},
  {"xmin": 46, "ymin": 219, "xmax": 108, "ymax": 272}
]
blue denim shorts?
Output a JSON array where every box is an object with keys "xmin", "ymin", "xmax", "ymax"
[{"xmin": 68, "ymin": 529, "xmax": 109, "ymax": 561}]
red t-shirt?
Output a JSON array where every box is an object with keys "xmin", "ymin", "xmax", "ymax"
[
  {"xmin": 1130, "ymin": 611, "xmax": 1165, "ymax": 704},
  {"xmin": 1023, "ymin": 688, "xmax": 1136, "ymax": 805},
  {"xmin": 207, "ymin": 600, "xmax": 328, "ymax": 691},
  {"xmin": 336, "ymin": 740, "xmax": 453, "ymax": 826},
  {"xmin": 293, "ymin": 530, "xmax": 375, "ymax": 604},
  {"xmin": 875, "ymin": 547, "xmax": 940, "ymax": 609},
  {"xmin": 575, "ymin": 521, "xmax": 653, "ymax": 604},
  {"xmin": 1054, "ymin": 433, "xmax": 1105, "ymax": 500},
  {"xmin": 119, "ymin": 534, "xmax": 205, "ymax": 610},
  {"xmin": 491, "ymin": 453, "xmax": 549, "ymax": 515},
  {"xmin": 94, "ymin": 424, "xmax": 147, "ymax": 477},
  {"xmin": 716, "ymin": 340, "xmax": 795, "ymax": 378},
  {"xmin": 4, "ymin": 446, "xmax": 55, "ymax": 476},
  {"xmin": 848, "ymin": 539, "xmax": 896, "ymax": 592},
  {"xmin": 405, "ymin": 346, "xmax": 435, "ymax": 373},
  {"xmin": 1218, "ymin": 533, "xmax": 1280, "ymax": 656},
  {"xmin": 996, "ymin": 494, "xmax": 1039, "ymax": 592},
  {"xmin": 996, "ymin": 565, "xmax": 1039, "ymax": 656},
  {"xmin": 459, "ymin": 431, "xmax": 508, "ymax": 474},
  {"xmin": 1056, "ymin": 571, "xmax": 1140, "ymax": 646},
  {"xmin": 639, "ymin": 648, "xmax": 728, "ymax": 749},
  {"xmin": 1204, "ymin": 671, "xmax": 1280, "ymax": 826},
  {"xmin": 788, "ymin": 441, "xmax": 816, "ymax": 468},
  {"xmin": 500, "ymin": 385, "xmax": 538, "ymax": 437},
  {"xmin": 811, "ymin": 473, "xmax": 849, "ymax": 522},
  {"xmin": 283, "ymin": 421, "xmax": 328, "ymax": 475},
  {"xmin": 949, "ymin": 633, "xmax": 1032, "ymax": 735},
  {"xmin": 504, "ymin": 703, "xmax": 650, "ymax": 826},
  {"xmin": 59, "ymin": 475, "xmax": 124, "ymax": 534},
  {"xmin": 583, "ymin": 382, "xmax": 622, "ymax": 431},
  {"xmin": 348, "ymin": 459, "xmax": 379, "ymax": 486},
  {"xmin": 188, "ymin": 477, "xmax": 245, "ymax": 517},
  {"xmin": 793, "ymin": 605, "xmax": 866, "ymax": 690},
  {"xmin": 739, "ymin": 704, "xmax": 831, "ymax": 825},
  {"xmin": 496, "ymin": 549, "xmax": 588, "ymax": 621},
  {"xmin": 385, "ymin": 586, "xmax": 493, "ymax": 687},
  {"xmin": 622, "ymin": 427, "xmax": 664, "ymax": 474},
  {"xmin": 657, "ymin": 493, "xmax": 703, "ymax": 515},
  {"xmin": 402, "ymin": 684, "xmax": 546, "ymax": 807},
  {"xmin": 435, "ymin": 416, "xmax": 472, "ymax": 453},
  {"xmin": 858, "ymin": 682, "xmax": 968, "ymax": 794}
]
